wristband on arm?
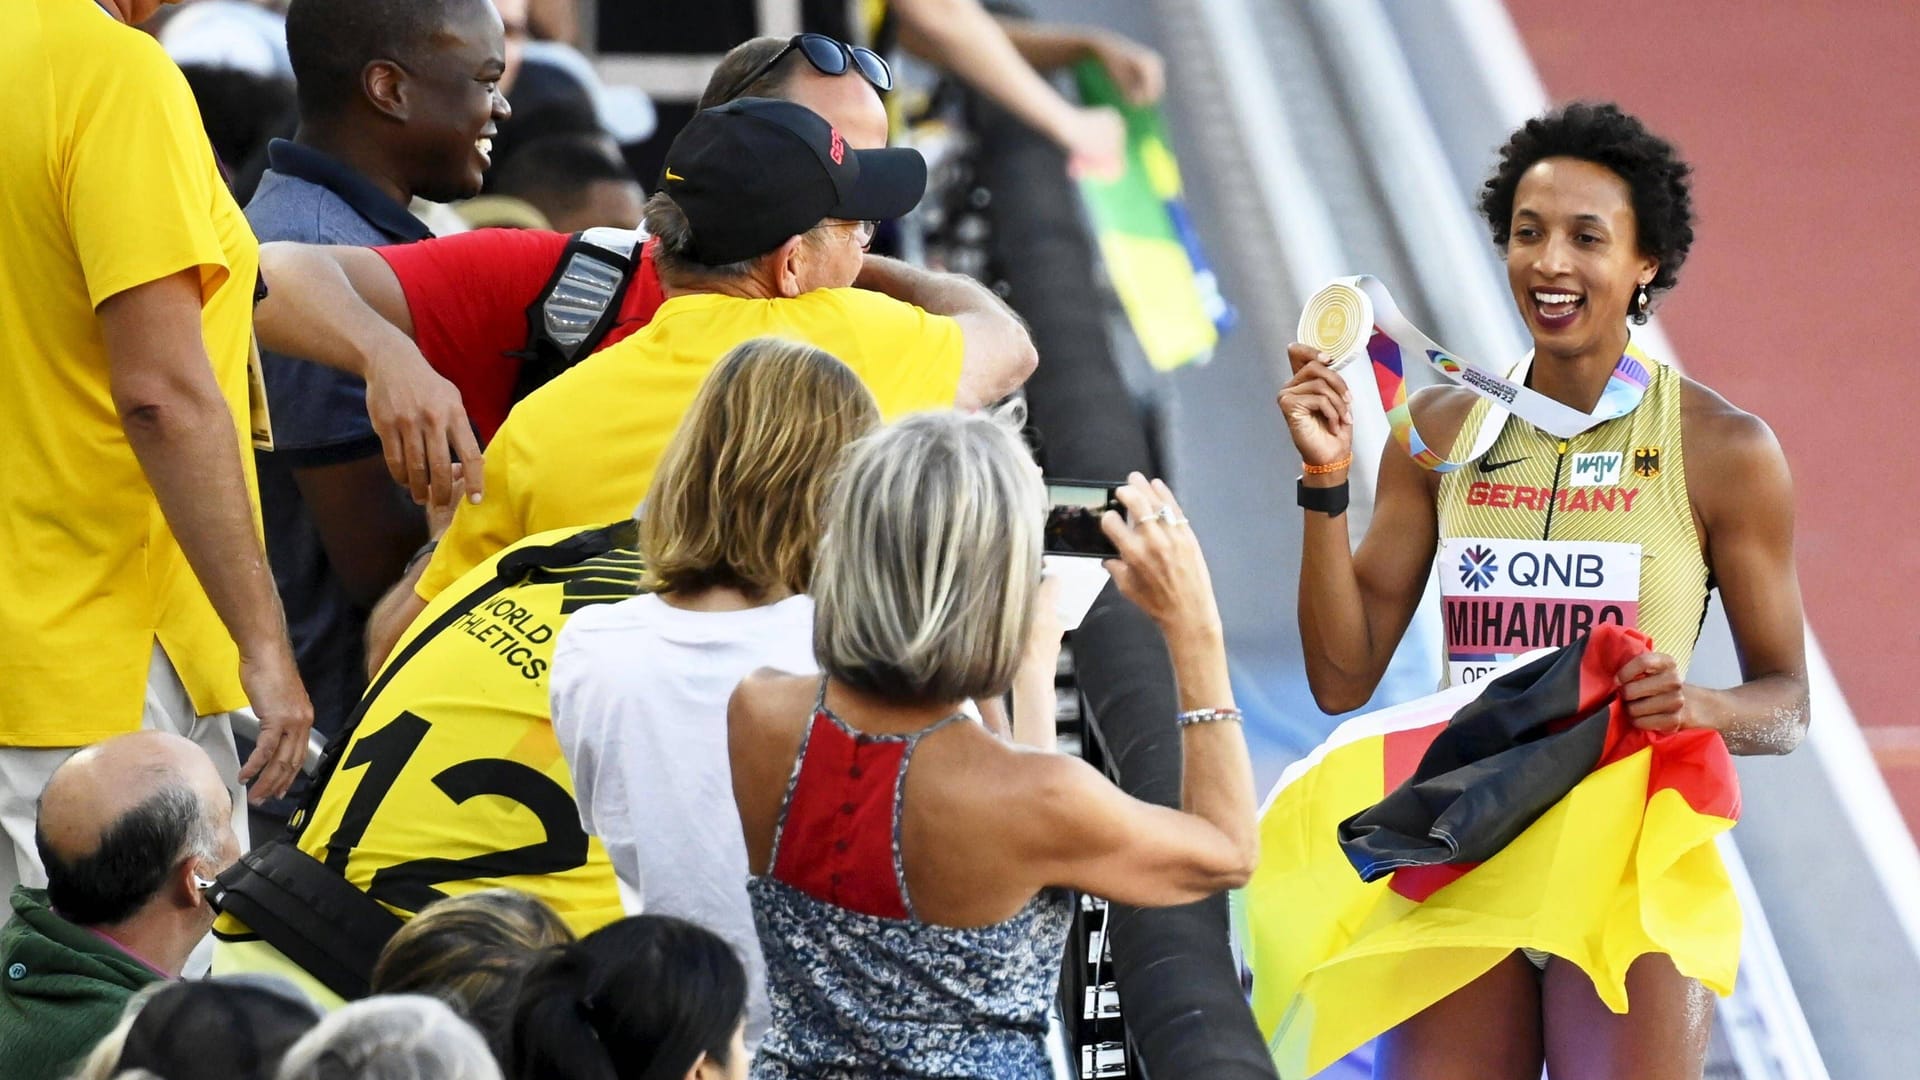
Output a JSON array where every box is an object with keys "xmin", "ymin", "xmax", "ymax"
[{"xmin": 1296, "ymin": 477, "xmax": 1349, "ymax": 517}]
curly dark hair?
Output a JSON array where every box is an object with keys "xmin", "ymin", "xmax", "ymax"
[{"xmin": 1479, "ymin": 102, "xmax": 1694, "ymax": 323}]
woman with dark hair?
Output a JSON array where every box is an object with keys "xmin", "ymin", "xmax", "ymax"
[
  {"xmin": 1278, "ymin": 102, "xmax": 1808, "ymax": 1077},
  {"xmin": 503, "ymin": 915, "xmax": 748, "ymax": 1080}
]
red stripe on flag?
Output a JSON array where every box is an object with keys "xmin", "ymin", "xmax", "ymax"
[
  {"xmin": 1584, "ymin": 625, "xmax": 1741, "ymax": 821},
  {"xmin": 1600, "ymin": 725, "xmax": 1741, "ymax": 821},
  {"xmin": 1382, "ymin": 720, "xmax": 1467, "ymax": 901},
  {"xmin": 1381, "ymin": 721, "xmax": 1448, "ymax": 792},
  {"xmin": 1391, "ymin": 861, "xmax": 1475, "ymax": 903},
  {"xmin": 1577, "ymin": 623, "xmax": 1654, "ymax": 716}
]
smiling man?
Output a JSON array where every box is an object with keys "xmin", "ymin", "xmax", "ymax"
[{"xmin": 244, "ymin": 0, "xmax": 511, "ymax": 827}]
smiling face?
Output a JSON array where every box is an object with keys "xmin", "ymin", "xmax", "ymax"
[
  {"xmin": 1505, "ymin": 156, "xmax": 1660, "ymax": 362},
  {"xmin": 401, "ymin": 0, "xmax": 512, "ymax": 202}
]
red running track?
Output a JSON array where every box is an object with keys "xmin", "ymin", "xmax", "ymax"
[{"xmin": 1506, "ymin": 1, "xmax": 1920, "ymax": 821}]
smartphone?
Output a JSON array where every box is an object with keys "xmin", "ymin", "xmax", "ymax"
[{"xmin": 1044, "ymin": 480, "xmax": 1123, "ymax": 558}]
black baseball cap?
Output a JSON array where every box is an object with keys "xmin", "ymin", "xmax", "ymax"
[{"xmin": 660, "ymin": 98, "xmax": 927, "ymax": 265}]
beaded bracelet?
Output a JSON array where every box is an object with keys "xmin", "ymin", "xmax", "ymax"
[
  {"xmin": 1302, "ymin": 453, "xmax": 1353, "ymax": 475},
  {"xmin": 1176, "ymin": 707, "xmax": 1244, "ymax": 728}
]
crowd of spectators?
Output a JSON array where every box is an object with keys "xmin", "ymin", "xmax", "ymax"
[{"xmin": 0, "ymin": 1, "xmax": 1234, "ymax": 1078}]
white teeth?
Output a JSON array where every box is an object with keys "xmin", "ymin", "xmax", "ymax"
[
  {"xmin": 1532, "ymin": 290, "xmax": 1580, "ymax": 305},
  {"xmin": 476, "ymin": 138, "xmax": 493, "ymax": 155}
]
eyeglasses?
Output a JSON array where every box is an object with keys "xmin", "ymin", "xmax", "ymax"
[
  {"xmin": 813, "ymin": 220, "xmax": 878, "ymax": 250},
  {"xmin": 748, "ymin": 33, "xmax": 894, "ymax": 94}
]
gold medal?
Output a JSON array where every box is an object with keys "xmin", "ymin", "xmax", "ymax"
[{"xmin": 1296, "ymin": 281, "xmax": 1374, "ymax": 371}]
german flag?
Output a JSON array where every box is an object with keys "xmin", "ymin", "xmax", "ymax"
[{"xmin": 1240, "ymin": 624, "xmax": 1741, "ymax": 1076}]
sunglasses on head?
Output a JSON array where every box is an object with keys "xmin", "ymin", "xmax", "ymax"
[{"xmin": 750, "ymin": 33, "xmax": 894, "ymax": 93}]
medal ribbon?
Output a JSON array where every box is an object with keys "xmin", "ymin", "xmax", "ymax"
[{"xmin": 1299, "ymin": 276, "xmax": 1653, "ymax": 472}]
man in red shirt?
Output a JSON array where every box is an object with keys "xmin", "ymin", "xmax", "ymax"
[{"xmin": 252, "ymin": 36, "xmax": 891, "ymax": 442}]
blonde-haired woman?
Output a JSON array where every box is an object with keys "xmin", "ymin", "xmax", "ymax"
[
  {"xmin": 550, "ymin": 337, "xmax": 883, "ymax": 1051},
  {"xmin": 729, "ymin": 410, "xmax": 1258, "ymax": 1079}
]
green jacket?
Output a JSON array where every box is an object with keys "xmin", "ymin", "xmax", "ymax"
[{"xmin": 0, "ymin": 886, "xmax": 164, "ymax": 1080}]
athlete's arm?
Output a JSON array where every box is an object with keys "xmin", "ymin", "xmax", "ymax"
[
  {"xmin": 254, "ymin": 242, "xmax": 481, "ymax": 507},
  {"xmin": 853, "ymin": 254, "xmax": 1037, "ymax": 408},
  {"xmin": 1620, "ymin": 390, "xmax": 1809, "ymax": 754},
  {"xmin": 1281, "ymin": 345, "xmax": 1460, "ymax": 713},
  {"xmin": 103, "ymin": 269, "xmax": 312, "ymax": 802}
]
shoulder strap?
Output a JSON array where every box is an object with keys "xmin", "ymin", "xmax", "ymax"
[
  {"xmin": 765, "ymin": 709, "xmax": 825, "ymax": 874},
  {"xmin": 207, "ymin": 840, "xmax": 405, "ymax": 1001},
  {"xmin": 512, "ymin": 228, "xmax": 644, "ymax": 403}
]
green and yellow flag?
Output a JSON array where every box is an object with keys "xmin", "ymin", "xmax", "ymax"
[{"xmin": 1074, "ymin": 60, "xmax": 1234, "ymax": 371}]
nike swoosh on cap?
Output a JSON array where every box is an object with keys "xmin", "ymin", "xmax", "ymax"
[
  {"xmin": 664, "ymin": 168, "xmax": 685, "ymax": 182},
  {"xmin": 1477, "ymin": 457, "xmax": 1526, "ymax": 474}
]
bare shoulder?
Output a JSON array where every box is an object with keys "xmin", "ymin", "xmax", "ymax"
[
  {"xmin": 728, "ymin": 668, "xmax": 817, "ymax": 730},
  {"xmin": 1679, "ymin": 377, "xmax": 1789, "ymax": 480}
]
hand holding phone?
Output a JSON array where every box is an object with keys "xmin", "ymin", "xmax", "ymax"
[{"xmin": 1044, "ymin": 480, "xmax": 1123, "ymax": 558}]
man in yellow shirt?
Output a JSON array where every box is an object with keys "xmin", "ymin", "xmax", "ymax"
[
  {"xmin": 0, "ymin": 0, "xmax": 478, "ymax": 899},
  {"xmin": 367, "ymin": 97, "xmax": 1038, "ymax": 665}
]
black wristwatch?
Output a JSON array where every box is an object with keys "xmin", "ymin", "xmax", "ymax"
[{"xmin": 1297, "ymin": 477, "xmax": 1349, "ymax": 517}]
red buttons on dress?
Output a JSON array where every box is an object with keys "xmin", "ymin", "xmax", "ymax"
[
  {"xmin": 835, "ymin": 839, "xmax": 850, "ymax": 853},
  {"xmin": 841, "ymin": 802, "xmax": 856, "ymax": 815}
]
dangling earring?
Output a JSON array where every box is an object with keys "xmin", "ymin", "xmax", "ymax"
[{"xmin": 1635, "ymin": 283, "xmax": 1650, "ymax": 316}]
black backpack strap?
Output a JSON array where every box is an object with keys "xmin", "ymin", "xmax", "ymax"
[
  {"xmin": 208, "ymin": 840, "xmax": 406, "ymax": 1001},
  {"xmin": 512, "ymin": 227, "xmax": 643, "ymax": 403}
]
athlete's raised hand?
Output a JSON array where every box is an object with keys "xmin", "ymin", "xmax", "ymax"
[
  {"xmin": 1278, "ymin": 343, "xmax": 1355, "ymax": 469},
  {"xmin": 1616, "ymin": 651, "xmax": 1693, "ymax": 733}
]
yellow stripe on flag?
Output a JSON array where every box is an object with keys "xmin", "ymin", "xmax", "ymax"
[{"xmin": 1243, "ymin": 738, "xmax": 1740, "ymax": 1076}]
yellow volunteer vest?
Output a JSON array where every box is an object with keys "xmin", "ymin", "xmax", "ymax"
[
  {"xmin": 218, "ymin": 523, "xmax": 644, "ymax": 951},
  {"xmin": 1435, "ymin": 357, "xmax": 1708, "ymax": 685}
]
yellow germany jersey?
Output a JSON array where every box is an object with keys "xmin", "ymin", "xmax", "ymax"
[
  {"xmin": 216, "ymin": 523, "xmax": 643, "ymax": 964},
  {"xmin": 1434, "ymin": 356, "xmax": 1709, "ymax": 687}
]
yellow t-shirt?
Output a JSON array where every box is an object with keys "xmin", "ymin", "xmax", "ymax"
[
  {"xmin": 231, "ymin": 524, "xmax": 645, "ymax": 946},
  {"xmin": 418, "ymin": 287, "xmax": 965, "ymax": 599},
  {"xmin": 1, "ymin": 0, "xmax": 261, "ymax": 745}
]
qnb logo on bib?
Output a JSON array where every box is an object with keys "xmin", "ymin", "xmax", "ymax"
[
  {"xmin": 1439, "ymin": 538, "xmax": 1642, "ymax": 685},
  {"xmin": 1458, "ymin": 545, "xmax": 1498, "ymax": 591}
]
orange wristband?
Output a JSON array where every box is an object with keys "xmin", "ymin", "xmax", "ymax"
[{"xmin": 1302, "ymin": 453, "xmax": 1353, "ymax": 475}]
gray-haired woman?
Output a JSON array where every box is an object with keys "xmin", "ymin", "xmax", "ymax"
[
  {"xmin": 727, "ymin": 409, "xmax": 1257, "ymax": 1079},
  {"xmin": 274, "ymin": 994, "xmax": 500, "ymax": 1080}
]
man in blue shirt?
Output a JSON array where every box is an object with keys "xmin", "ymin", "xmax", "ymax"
[{"xmin": 247, "ymin": 0, "xmax": 509, "ymax": 833}]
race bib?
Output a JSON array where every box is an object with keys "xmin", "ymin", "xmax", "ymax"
[{"xmin": 1439, "ymin": 538, "xmax": 1641, "ymax": 686}]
